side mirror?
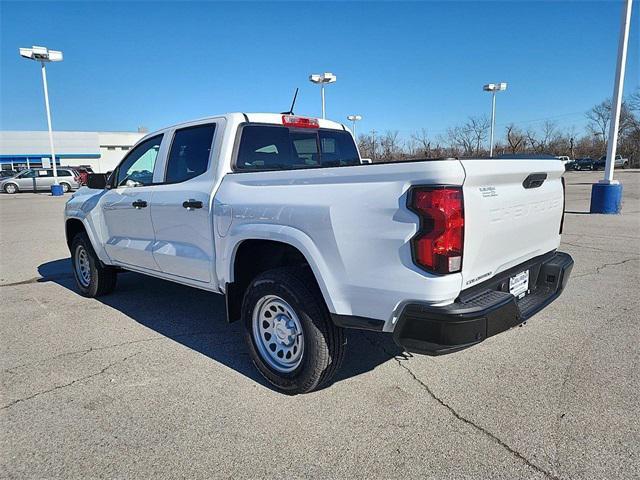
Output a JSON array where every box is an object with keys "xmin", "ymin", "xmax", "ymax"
[{"xmin": 86, "ymin": 173, "xmax": 108, "ymax": 189}]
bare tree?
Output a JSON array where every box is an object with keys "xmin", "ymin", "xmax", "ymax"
[
  {"xmin": 410, "ymin": 128, "xmax": 431, "ymax": 157},
  {"xmin": 628, "ymin": 88, "xmax": 640, "ymax": 113},
  {"xmin": 446, "ymin": 125, "xmax": 474, "ymax": 156},
  {"xmin": 380, "ymin": 130, "xmax": 401, "ymax": 161},
  {"xmin": 587, "ymin": 100, "xmax": 610, "ymax": 140},
  {"xmin": 444, "ymin": 116, "xmax": 490, "ymax": 156},
  {"xmin": 466, "ymin": 116, "xmax": 491, "ymax": 155},
  {"xmin": 525, "ymin": 129, "xmax": 541, "ymax": 153},
  {"xmin": 404, "ymin": 137, "xmax": 419, "ymax": 158},
  {"xmin": 506, "ymin": 124, "xmax": 526, "ymax": 154}
]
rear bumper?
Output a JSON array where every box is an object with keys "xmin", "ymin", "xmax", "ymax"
[{"xmin": 393, "ymin": 251, "xmax": 574, "ymax": 355}]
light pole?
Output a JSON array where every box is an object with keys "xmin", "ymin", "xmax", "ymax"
[
  {"xmin": 347, "ymin": 114, "xmax": 362, "ymax": 139},
  {"xmin": 309, "ymin": 72, "xmax": 337, "ymax": 119},
  {"xmin": 590, "ymin": 0, "xmax": 633, "ymax": 214},
  {"xmin": 483, "ymin": 82, "xmax": 507, "ymax": 157},
  {"xmin": 19, "ymin": 45, "xmax": 64, "ymax": 196}
]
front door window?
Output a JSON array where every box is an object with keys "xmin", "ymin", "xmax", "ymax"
[{"xmin": 115, "ymin": 135, "xmax": 163, "ymax": 187}]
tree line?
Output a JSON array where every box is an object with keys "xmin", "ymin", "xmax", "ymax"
[{"xmin": 357, "ymin": 89, "xmax": 640, "ymax": 166}]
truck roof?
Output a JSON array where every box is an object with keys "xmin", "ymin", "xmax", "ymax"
[{"xmin": 145, "ymin": 113, "xmax": 347, "ymax": 138}]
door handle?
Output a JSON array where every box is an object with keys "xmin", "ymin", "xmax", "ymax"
[
  {"xmin": 183, "ymin": 199, "xmax": 203, "ymax": 210},
  {"xmin": 522, "ymin": 172, "xmax": 547, "ymax": 189},
  {"xmin": 132, "ymin": 199, "xmax": 148, "ymax": 209}
]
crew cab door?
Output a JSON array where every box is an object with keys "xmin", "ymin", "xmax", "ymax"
[
  {"xmin": 99, "ymin": 134, "xmax": 164, "ymax": 271},
  {"xmin": 149, "ymin": 121, "xmax": 219, "ymax": 285}
]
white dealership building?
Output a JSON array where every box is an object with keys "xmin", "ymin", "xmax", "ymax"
[{"xmin": 0, "ymin": 130, "xmax": 145, "ymax": 173}]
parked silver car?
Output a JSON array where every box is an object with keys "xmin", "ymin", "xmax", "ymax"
[{"xmin": 0, "ymin": 168, "xmax": 80, "ymax": 194}]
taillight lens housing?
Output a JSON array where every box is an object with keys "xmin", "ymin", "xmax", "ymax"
[{"xmin": 408, "ymin": 186, "xmax": 464, "ymax": 274}]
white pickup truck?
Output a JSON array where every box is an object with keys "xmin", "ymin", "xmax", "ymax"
[{"xmin": 64, "ymin": 113, "xmax": 574, "ymax": 393}]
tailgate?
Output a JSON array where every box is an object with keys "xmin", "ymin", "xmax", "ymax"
[{"xmin": 460, "ymin": 158, "xmax": 564, "ymax": 289}]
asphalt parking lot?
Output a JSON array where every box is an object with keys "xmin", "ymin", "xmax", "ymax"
[{"xmin": 1, "ymin": 170, "xmax": 638, "ymax": 479}]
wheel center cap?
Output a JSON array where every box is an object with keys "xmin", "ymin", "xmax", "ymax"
[{"xmin": 274, "ymin": 316, "xmax": 295, "ymax": 344}]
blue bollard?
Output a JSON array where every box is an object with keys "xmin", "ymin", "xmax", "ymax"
[
  {"xmin": 51, "ymin": 184, "xmax": 64, "ymax": 196},
  {"xmin": 590, "ymin": 182, "xmax": 623, "ymax": 214}
]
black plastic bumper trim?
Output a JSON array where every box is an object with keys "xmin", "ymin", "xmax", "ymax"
[
  {"xmin": 393, "ymin": 251, "xmax": 574, "ymax": 355},
  {"xmin": 331, "ymin": 313, "xmax": 385, "ymax": 332}
]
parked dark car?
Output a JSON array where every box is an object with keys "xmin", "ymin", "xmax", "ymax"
[
  {"xmin": 574, "ymin": 158, "xmax": 595, "ymax": 171},
  {"xmin": 593, "ymin": 157, "xmax": 607, "ymax": 170},
  {"xmin": 565, "ymin": 160, "xmax": 577, "ymax": 171}
]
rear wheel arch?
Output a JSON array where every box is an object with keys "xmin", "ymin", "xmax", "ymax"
[{"xmin": 226, "ymin": 239, "xmax": 330, "ymax": 324}]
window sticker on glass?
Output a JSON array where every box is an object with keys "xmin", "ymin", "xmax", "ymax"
[{"xmin": 38, "ymin": 170, "xmax": 48, "ymax": 176}]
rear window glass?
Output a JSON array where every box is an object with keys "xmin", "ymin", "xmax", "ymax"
[
  {"xmin": 236, "ymin": 125, "xmax": 359, "ymax": 171},
  {"xmin": 166, "ymin": 124, "xmax": 216, "ymax": 183}
]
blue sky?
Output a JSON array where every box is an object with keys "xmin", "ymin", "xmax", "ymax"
[{"xmin": 1, "ymin": 1, "xmax": 638, "ymax": 141}]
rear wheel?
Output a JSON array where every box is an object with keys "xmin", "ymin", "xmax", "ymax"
[
  {"xmin": 71, "ymin": 233, "xmax": 117, "ymax": 297},
  {"xmin": 242, "ymin": 267, "xmax": 345, "ymax": 394},
  {"xmin": 4, "ymin": 183, "xmax": 17, "ymax": 194}
]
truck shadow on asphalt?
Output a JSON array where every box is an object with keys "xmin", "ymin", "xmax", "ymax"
[{"xmin": 38, "ymin": 258, "xmax": 402, "ymax": 393}]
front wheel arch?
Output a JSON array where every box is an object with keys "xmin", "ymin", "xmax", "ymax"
[{"xmin": 65, "ymin": 218, "xmax": 88, "ymax": 251}]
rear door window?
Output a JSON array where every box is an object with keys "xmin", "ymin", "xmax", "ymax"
[
  {"xmin": 236, "ymin": 125, "xmax": 291, "ymax": 170},
  {"xmin": 165, "ymin": 124, "xmax": 216, "ymax": 183},
  {"xmin": 236, "ymin": 126, "xmax": 359, "ymax": 171}
]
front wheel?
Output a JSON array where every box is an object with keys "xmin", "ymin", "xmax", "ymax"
[
  {"xmin": 242, "ymin": 267, "xmax": 345, "ymax": 394},
  {"xmin": 60, "ymin": 182, "xmax": 71, "ymax": 193},
  {"xmin": 4, "ymin": 183, "xmax": 18, "ymax": 194},
  {"xmin": 71, "ymin": 233, "xmax": 117, "ymax": 297}
]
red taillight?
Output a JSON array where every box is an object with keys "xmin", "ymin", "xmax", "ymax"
[
  {"xmin": 409, "ymin": 186, "xmax": 464, "ymax": 274},
  {"xmin": 282, "ymin": 115, "xmax": 319, "ymax": 129}
]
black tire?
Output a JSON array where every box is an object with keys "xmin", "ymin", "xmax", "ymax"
[
  {"xmin": 241, "ymin": 267, "xmax": 345, "ymax": 394},
  {"xmin": 4, "ymin": 183, "xmax": 18, "ymax": 194},
  {"xmin": 60, "ymin": 182, "xmax": 71, "ymax": 193},
  {"xmin": 70, "ymin": 232, "xmax": 117, "ymax": 297},
  {"xmin": 622, "ymin": 162, "xmax": 629, "ymax": 169}
]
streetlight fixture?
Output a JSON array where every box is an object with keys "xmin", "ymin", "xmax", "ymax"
[
  {"xmin": 19, "ymin": 45, "xmax": 64, "ymax": 196},
  {"xmin": 309, "ymin": 72, "xmax": 336, "ymax": 119},
  {"xmin": 347, "ymin": 114, "xmax": 362, "ymax": 139},
  {"xmin": 483, "ymin": 82, "xmax": 507, "ymax": 157}
]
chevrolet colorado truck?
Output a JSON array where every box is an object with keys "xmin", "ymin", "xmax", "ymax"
[{"xmin": 64, "ymin": 113, "xmax": 574, "ymax": 394}]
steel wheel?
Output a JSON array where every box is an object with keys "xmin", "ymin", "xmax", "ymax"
[
  {"xmin": 252, "ymin": 295, "xmax": 304, "ymax": 373},
  {"xmin": 74, "ymin": 245, "xmax": 91, "ymax": 287}
]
